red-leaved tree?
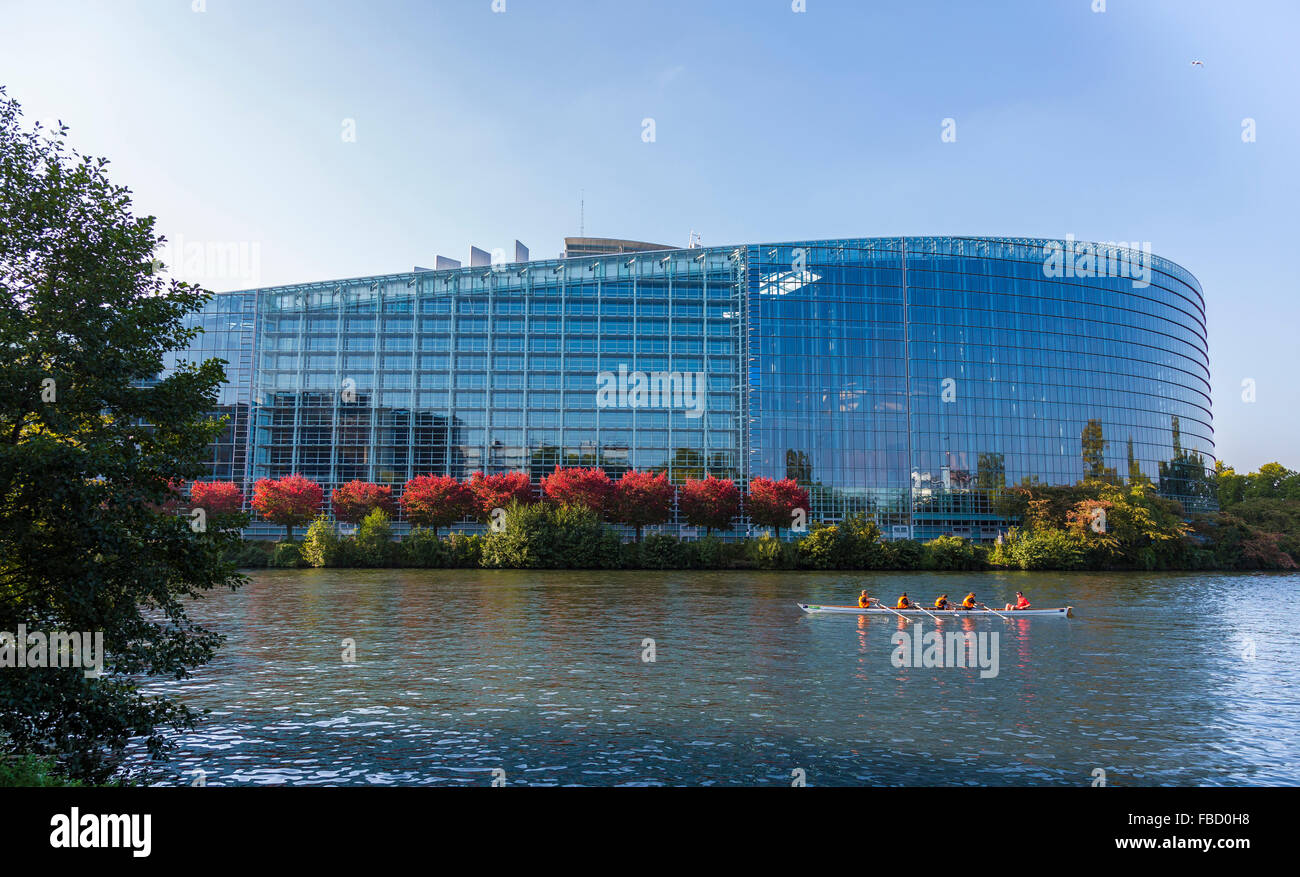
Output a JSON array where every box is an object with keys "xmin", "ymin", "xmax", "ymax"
[
  {"xmin": 467, "ymin": 470, "xmax": 534, "ymax": 520},
  {"xmin": 400, "ymin": 475, "xmax": 473, "ymax": 536},
  {"xmin": 611, "ymin": 470, "xmax": 675, "ymax": 541},
  {"xmin": 541, "ymin": 466, "xmax": 614, "ymax": 514},
  {"xmin": 190, "ymin": 481, "xmax": 244, "ymax": 516},
  {"xmin": 679, "ymin": 476, "xmax": 741, "ymax": 535},
  {"xmin": 331, "ymin": 480, "xmax": 397, "ymax": 524},
  {"xmin": 746, "ymin": 477, "xmax": 811, "ymax": 539},
  {"xmin": 251, "ymin": 474, "xmax": 324, "ymax": 541}
]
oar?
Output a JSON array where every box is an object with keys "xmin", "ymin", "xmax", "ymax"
[
  {"xmin": 914, "ymin": 603, "xmax": 942, "ymax": 622},
  {"xmin": 978, "ymin": 602, "xmax": 1011, "ymax": 621},
  {"xmin": 875, "ymin": 600, "xmax": 917, "ymax": 624}
]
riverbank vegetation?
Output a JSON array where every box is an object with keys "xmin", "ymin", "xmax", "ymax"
[{"xmin": 209, "ymin": 462, "xmax": 1300, "ymax": 573}]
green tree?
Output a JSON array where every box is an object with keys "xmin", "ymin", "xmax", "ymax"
[
  {"xmin": 354, "ymin": 507, "xmax": 394, "ymax": 567},
  {"xmin": 0, "ymin": 90, "xmax": 242, "ymax": 782},
  {"xmin": 1214, "ymin": 460, "xmax": 1248, "ymax": 508},
  {"xmin": 301, "ymin": 516, "xmax": 341, "ymax": 568}
]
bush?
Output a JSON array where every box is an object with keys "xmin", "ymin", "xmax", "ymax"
[
  {"xmin": 745, "ymin": 534, "xmax": 797, "ymax": 569},
  {"xmin": 481, "ymin": 502, "xmax": 619, "ymax": 569},
  {"xmin": 693, "ymin": 534, "xmax": 728, "ymax": 569},
  {"xmin": 443, "ymin": 533, "xmax": 483, "ymax": 568},
  {"xmin": 793, "ymin": 516, "xmax": 889, "ymax": 569},
  {"xmin": 481, "ymin": 502, "xmax": 559, "ymax": 568},
  {"xmin": 551, "ymin": 504, "xmax": 621, "ymax": 568},
  {"xmin": 302, "ymin": 516, "xmax": 342, "ymax": 568},
  {"xmin": 796, "ymin": 524, "xmax": 843, "ymax": 569},
  {"xmin": 924, "ymin": 535, "xmax": 986, "ymax": 570},
  {"xmin": 639, "ymin": 533, "xmax": 685, "ymax": 569},
  {"xmin": 995, "ymin": 528, "xmax": 1086, "ymax": 570},
  {"xmin": 0, "ymin": 753, "xmax": 84, "ymax": 787},
  {"xmin": 225, "ymin": 540, "xmax": 271, "ymax": 569},
  {"xmin": 353, "ymin": 508, "xmax": 395, "ymax": 567},
  {"xmin": 839, "ymin": 516, "xmax": 889, "ymax": 568},
  {"xmin": 882, "ymin": 539, "xmax": 924, "ymax": 570},
  {"xmin": 270, "ymin": 541, "xmax": 305, "ymax": 568},
  {"xmin": 400, "ymin": 527, "xmax": 448, "ymax": 568}
]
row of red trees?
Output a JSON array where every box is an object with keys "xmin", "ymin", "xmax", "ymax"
[{"xmin": 189, "ymin": 469, "xmax": 811, "ymax": 541}]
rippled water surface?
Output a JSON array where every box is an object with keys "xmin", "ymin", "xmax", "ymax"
[{"xmin": 130, "ymin": 569, "xmax": 1300, "ymax": 786}]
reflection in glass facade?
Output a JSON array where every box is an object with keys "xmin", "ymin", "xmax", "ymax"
[{"xmin": 172, "ymin": 236, "xmax": 1214, "ymax": 539}]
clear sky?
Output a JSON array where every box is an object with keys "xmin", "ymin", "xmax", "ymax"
[{"xmin": 2, "ymin": 0, "xmax": 1296, "ymax": 470}]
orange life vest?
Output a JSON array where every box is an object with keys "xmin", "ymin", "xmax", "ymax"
[
  {"xmin": 897, "ymin": 597, "xmax": 911, "ymax": 609},
  {"xmin": 961, "ymin": 594, "xmax": 977, "ymax": 609},
  {"xmin": 859, "ymin": 595, "xmax": 872, "ymax": 608}
]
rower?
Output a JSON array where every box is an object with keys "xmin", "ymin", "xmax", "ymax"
[
  {"xmin": 896, "ymin": 593, "xmax": 913, "ymax": 609},
  {"xmin": 934, "ymin": 594, "xmax": 950, "ymax": 610},
  {"xmin": 961, "ymin": 592, "xmax": 978, "ymax": 610},
  {"xmin": 1005, "ymin": 591, "xmax": 1031, "ymax": 611},
  {"xmin": 858, "ymin": 590, "xmax": 873, "ymax": 608}
]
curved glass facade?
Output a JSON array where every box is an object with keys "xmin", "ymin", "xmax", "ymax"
[{"xmin": 170, "ymin": 236, "xmax": 1213, "ymax": 538}]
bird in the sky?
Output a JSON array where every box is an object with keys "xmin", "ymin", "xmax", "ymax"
[{"xmin": 1190, "ymin": 60, "xmax": 1204, "ymax": 67}]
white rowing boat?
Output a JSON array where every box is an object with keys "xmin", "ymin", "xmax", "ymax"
[{"xmin": 797, "ymin": 603, "xmax": 1073, "ymax": 618}]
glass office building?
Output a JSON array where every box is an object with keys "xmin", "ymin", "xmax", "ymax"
[{"xmin": 168, "ymin": 236, "xmax": 1214, "ymax": 539}]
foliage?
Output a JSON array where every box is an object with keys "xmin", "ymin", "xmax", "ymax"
[
  {"xmin": 0, "ymin": 753, "xmax": 85, "ymax": 787},
  {"xmin": 270, "ymin": 541, "xmax": 305, "ymax": 568},
  {"xmin": 882, "ymin": 538, "xmax": 925, "ymax": 570},
  {"xmin": 400, "ymin": 474, "xmax": 472, "ymax": 535},
  {"xmin": 443, "ymin": 533, "xmax": 483, "ymax": 568},
  {"xmin": 550, "ymin": 504, "xmax": 621, "ymax": 567},
  {"xmin": 1065, "ymin": 483, "xmax": 1190, "ymax": 569},
  {"xmin": 746, "ymin": 477, "xmax": 811, "ymax": 538},
  {"xmin": 400, "ymin": 527, "xmax": 450, "ymax": 568},
  {"xmin": 636, "ymin": 533, "xmax": 685, "ymax": 569},
  {"xmin": 1215, "ymin": 461, "xmax": 1300, "ymax": 507},
  {"xmin": 991, "ymin": 528, "xmax": 1085, "ymax": 570},
  {"xmin": 1195, "ymin": 513, "xmax": 1298, "ymax": 570},
  {"xmin": 692, "ymin": 534, "xmax": 731, "ymax": 569},
  {"xmin": 330, "ymin": 480, "xmax": 396, "ymax": 525},
  {"xmin": 0, "ymin": 89, "xmax": 243, "ymax": 783},
  {"xmin": 225, "ymin": 461, "xmax": 1300, "ymax": 572},
  {"xmin": 611, "ymin": 470, "xmax": 675, "ymax": 540},
  {"xmin": 224, "ymin": 540, "xmax": 271, "ymax": 569},
  {"xmin": 540, "ymin": 466, "xmax": 614, "ymax": 514},
  {"xmin": 480, "ymin": 501, "xmax": 620, "ymax": 569},
  {"xmin": 467, "ymin": 470, "xmax": 534, "ymax": 520},
  {"xmin": 301, "ymin": 516, "xmax": 341, "ymax": 568},
  {"xmin": 353, "ymin": 508, "xmax": 395, "ymax": 567},
  {"xmin": 745, "ymin": 534, "xmax": 798, "ymax": 570},
  {"xmin": 796, "ymin": 516, "xmax": 888, "ymax": 570},
  {"xmin": 679, "ymin": 476, "xmax": 741, "ymax": 534},
  {"xmin": 251, "ymin": 474, "xmax": 323, "ymax": 541},
  {"xmin": 923, "ymin": 535, "xmax": 986, "ymax": 570},
  {"xmin": 189, "ymin": 480, "xmax": 244, "ymax": 516}
]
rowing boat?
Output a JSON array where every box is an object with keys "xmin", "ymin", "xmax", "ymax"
[{"xmin": 797, "ymin": 603, "xmax": 1073, "ymax": 618}]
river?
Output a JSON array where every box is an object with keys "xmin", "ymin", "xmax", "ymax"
[{"xmin": 130, "ymin": 569, "xmax": 1300, "ymax": 786}]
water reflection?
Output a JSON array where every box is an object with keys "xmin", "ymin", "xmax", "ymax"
[{"xmin": 128, "ymin": 569, "xmax": 1300, "ymax": 786}]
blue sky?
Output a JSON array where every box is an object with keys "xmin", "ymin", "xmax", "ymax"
[{"xmin": 2, "ymin": 0, "xmax": 1296, "ymax": 470}]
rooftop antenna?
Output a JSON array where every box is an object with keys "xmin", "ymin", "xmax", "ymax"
[
  {"xmin": 687, "ymin": 230, "xmax": 702, "ymax": 249},
  {"xmin": 580, "ymin": 190, "xmax": 584, "ymax": 238}
]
